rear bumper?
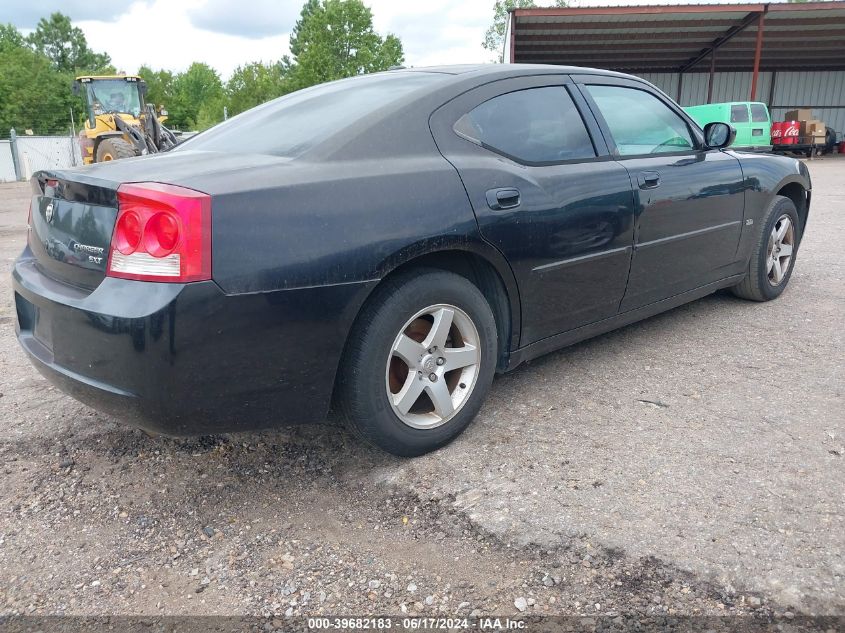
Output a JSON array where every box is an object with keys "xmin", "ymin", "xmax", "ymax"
[{"xmin": 13, "ymin": 249, "xmax": 376, "ymax": 435}]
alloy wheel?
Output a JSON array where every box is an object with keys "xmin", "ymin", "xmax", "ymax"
[
  {"xmin": 767, "ymin": 214, "xmax": 795, "ymax": 286},
  {"xmin": 385, "ymin": 304, "xmax": 481, "ymax": 430}
]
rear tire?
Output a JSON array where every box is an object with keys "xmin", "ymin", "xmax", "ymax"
[
  {"xmin": 96, "ymin": 138, "xmax": 136, "ymax": 162},
  {"xmin": 337, "ymin": 269, "xmax": 497, "ymax": 457},
  {"xmin": 731, "ymin": 195, "xmax": 800, "ymax": 301}
]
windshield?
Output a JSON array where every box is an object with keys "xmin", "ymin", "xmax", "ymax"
[
  {"xmin": 87, "ymin": 79, "xmax": 142, "ymax": 117},
  {"xmin": 176, "ymin": 72, "xmax": 447, "ymax": 158}
]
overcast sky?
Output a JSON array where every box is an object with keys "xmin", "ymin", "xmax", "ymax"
[{"xmin": 5, "ymin": 0, "xmax": 785, "ymax": 80}]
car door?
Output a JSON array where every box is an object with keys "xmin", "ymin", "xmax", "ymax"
[
  {"xmin": 577, "ymin": 78, "xmax": 746, "ymax": 311},
  {"xmin": 430, "ymin": 76, "xmax": 635, "ymax": 346}
]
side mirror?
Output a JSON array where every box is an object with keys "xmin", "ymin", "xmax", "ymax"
[
  {"xmin": 71, "ymin": 81, "xmax": 80, "ymax": 96},
  {"xmin": 703, "ymin": 122, "xmax": 736, "ymax": 149}
]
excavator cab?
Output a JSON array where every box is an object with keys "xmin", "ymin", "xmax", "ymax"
[{"xmin": 74, "ymin": 75, "xmax": 178, "ymax": 164}]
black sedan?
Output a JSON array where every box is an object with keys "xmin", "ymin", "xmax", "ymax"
[{"xmin": 13, "ymin": 65, "xmax": 811, "ymax": 456}]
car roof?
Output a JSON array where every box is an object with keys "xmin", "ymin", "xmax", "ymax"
[{"xmin": 398, "ymin": 63, "xmax": 641, "ymax": 82}]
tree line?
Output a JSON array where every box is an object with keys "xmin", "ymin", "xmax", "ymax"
[
  {"xmin": 0, "ymin": 0, "xmax": 404, "ymax": 136},
  {"xmin": 0, "ymin": 14, "xmax": 109, "ymax": 136}
]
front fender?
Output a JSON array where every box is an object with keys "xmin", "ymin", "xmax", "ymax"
[
  {"xmin": 771, "ymin": 158, "xmax": 812, "ymax": 196},
  {"xmin": 732, "ymin": 152, "xmax": 811, "ymax": 262},
  {"xmin": 732, "ymin": 150, "xmax": 810, "ymax": 199}
]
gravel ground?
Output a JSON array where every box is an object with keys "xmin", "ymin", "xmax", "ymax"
[{"xmin": 0, "ymin": 157, "xmax": 842, "ymax": 620}]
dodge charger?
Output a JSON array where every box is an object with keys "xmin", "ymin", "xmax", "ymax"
[{"xmin": 13, "ymin": 65, "xmax": 811, "ymax": 456}]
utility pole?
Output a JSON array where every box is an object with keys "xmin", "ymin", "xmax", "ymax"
[
  {"xmin": 70, "ymin": 108, "xmax": 78, "ymax": 166},
  {"xmin": 223, "ymin": 106, "xmax": 228, "ymax": 121},
  {"xmin": 9, "ymin": 129, "xmax": 22, "ymax": 181}
]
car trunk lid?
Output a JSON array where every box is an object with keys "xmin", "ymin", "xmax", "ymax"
[
  {"xmin": 28, "ymin": 173, "xmax": 120, "ymax": 292},
  {"xmin": 27, "ymin": 151, "xmax": 289, "ymax": 291}
]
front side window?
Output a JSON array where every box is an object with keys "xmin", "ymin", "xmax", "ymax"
[
  {"xmin": 750, "ymin": 104, "xmax": 769, "ymax": 122},
  {"xmin": 585, "ymin": 85, "xmax": 694, "ymax": 156},
  {"xmin": 731, "ymin": 105, "xmax": 750, "ymax": 123},
  {"xmin": 454, "ymin": 87, "xmax": 596, "ymax": 164}
]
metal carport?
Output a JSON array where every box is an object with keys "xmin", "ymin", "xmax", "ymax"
[{"xmin": 506, "ymin": 2, "xmax": 845, "ymax": 135}]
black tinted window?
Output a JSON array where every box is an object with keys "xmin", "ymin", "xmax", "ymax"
[
  {"xmin": 731, "ymin": 105, "xmax": 750, "ymax": 123},
  {"xmin": 585, "ymin": 85, "xmax": 694, "ymax": 155},
  {"xmin": 176, "ymin": 72, "xmax": 446, "ymax": 158},
  {"xmin": 454, "ymin": 87, "xmax": 596, "ymax": 163},
  {"xmin": 750, "ymin": 104, "xmax": 769, "ymax": 122}
]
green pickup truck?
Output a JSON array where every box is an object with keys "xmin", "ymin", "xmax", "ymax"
[{"xmin": 684, "ymin": 102, "xmax": 771, "ymax": 151}]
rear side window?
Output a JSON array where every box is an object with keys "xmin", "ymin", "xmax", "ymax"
[
  {"xmin": 731, "ymin": 105, "xmax": 750, "ymax": 123},
  {"xmin": 585, "ymin": 85, "xmax": 694, "ymax": 155},
  {"xmin": 454, "ymin": 87, "xmax": 596, "ymax": 164},
  {"xmin": 750, "ymin": 104, "xmax": 769, "ymax": 122}
]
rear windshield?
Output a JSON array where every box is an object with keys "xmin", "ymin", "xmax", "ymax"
[{"xmin": 176, "ymin": 72, "xmax": 445, "ymax": 158}]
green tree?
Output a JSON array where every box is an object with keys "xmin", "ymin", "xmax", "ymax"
[
  {"xmin": 289, "ymin": 0, "xmax": 321, "ymax": 59},
  {"xmin": 226, "ymin": 61, "xmax": 288, "ymax": 116},
  {"xmin": 137, "ymin": 65, "xmax": 175, "ymax": 110},
  {"xmin": 483, "ymin": 0, "xmax": 568, "ymax": 63},
  {"xmin": 0, "ymin": 45, "xmax": 76, "ymax": 135},
  {"xmin": 169, "ymin": 62, "xmax": 224, "ymax": 130},
  {"xmin": 26, "ymin": 12, "xmax": 111, "ymax": 73},
  {"xmin": 375, "ymin": 34, "xmax": 404, "ymax": 70},
  {"xmin": 286, "ymin": 0, "xmax": 404, "ymax": 90},
  {"xmin": 195, "ymin": 95, "xmax": 228, "ymax": 131},
  {"xmin": 0, "ymin": 23, "xmax": 24, "ymax": 54}
]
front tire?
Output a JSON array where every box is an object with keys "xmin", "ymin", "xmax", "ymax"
[
  {"xmin": 337, "ymin": 269, "xmax": 497, "ymax": 457},
  {"xmin": 96, "ymin": 138, "xmax": 136, "ymax": 162},
  {"xmin": 731, "ymin": 195, "xmax": 800, "ymax": 301}
]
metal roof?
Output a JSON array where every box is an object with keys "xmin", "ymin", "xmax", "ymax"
[{"xmin": 510, "ymin": 2, "xmax": 845, "ymax": 73}]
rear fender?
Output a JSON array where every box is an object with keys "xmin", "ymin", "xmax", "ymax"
[{"xmin": 370, "ymin": 236, "xmax": 522, "ymax": 353}]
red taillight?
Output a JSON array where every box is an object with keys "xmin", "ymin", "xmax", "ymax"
[
  {"xmin": 114, "ymin": 211, "xmax": 142, "ymax": 254},
  {"xmin": 145, "ymin": 212, "xmax": 180, "ymax": 256},
  {"xmin": 107, "ymin": 182, "xmax": 211, "ymax": 283}
]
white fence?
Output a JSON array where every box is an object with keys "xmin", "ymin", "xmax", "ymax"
[
  {"xmin": 16, "ymin": 135, "xmax": 82, "ymax": 179},
  {"xmin": 0, "ymin": 141, "xmax": 16, "ymax": 182},
  {"xmin": 1, "ymin": 134, "xmax": 82, "ymax": 182}
]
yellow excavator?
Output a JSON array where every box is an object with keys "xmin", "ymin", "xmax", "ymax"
[{"xmin": 73, "ymin": 75, "xmax": 179, "ymax": 164}]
